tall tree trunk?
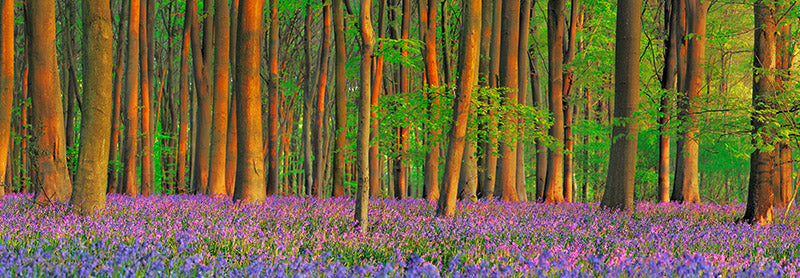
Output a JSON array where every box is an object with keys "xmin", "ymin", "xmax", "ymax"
[
  {"xmin": 775, "ymin": 17, "xmax": 793, "ymax": 209},
  {"xmin": 109, "ymin": 0, "xmax": 129, "ymax": 195},
  {"xmin": 0, "ymin": 0, "xmax": 13, "ymax": 198},
  {"xmin": 529, "ymin": 13, "xmax": 546, "ymax": 202},
  {"xmin": 303, "ymin": 0, "xmax": 314, "ymax": 196},
  {"xmin": 177, "ymin": 2, "xmax": 191, "ymax": 195},
  {"xmin": 355, "ymin": 0, "xmax": 375, "ymax": 232},
  {"xmin": 480, "ymin": 0, "xmax": 502, "ymax": 199},
  {"xmin": 332, "ymin": 0, "xmax": 347, "ymax": 197},
  {"xmin": 28, "ymin": 0, "xmax": 72, "ymax": 203},
  {"xmin": 313, "ymin": 2, "xmax": 331, "ymax": 198},
  {"xmin": 208, "ymin": 0, "xmax": 231, "ymax": 196},
  {"xmin": 562, "ymin": 0, "xmax": 581, "ymax": 203},
  {"xmin": 659, "ymin": 0, "xmax": 678, "ymax": 203},
  {"xmin": 190, "ymin": 0, "xmax": 211, "ymax": 195},
  {"xmin": 370, "ymin": 0, "xmax": 386, "ymax": 198},
  {"xmin": 72, "ymin": 0, "xmax": 112, "ymax": 214},
  {"xmin": 203, "ymin": 0, "xmax": 213, "ymax": 90},
  {"xmin": 497, "ymin": 0, "xmax": 520, "ymax": 202},
  {"xmin": 544, "ymin": 0, "xmax": 565, "ymax": 203},
  {"xmin": 123, "ymin": 0, "xmax": 141, "ymax": 197},
  {"xmin": 672, "ymin": 0, "xmax": 705, "ymax": 203},
  {"xmin": 743, "ymin": 0, "xmax": 777, "ymax": 225},
  {"xmin": 600, "ymin": 0, "xmax": 641, "ymax": 211},
  {"xmin": 63, "ymin": 1, "xmax": 78, "ymax": 180},
  {"xmin": 420, "ymin": 0, "xmax": 440, "ymax": 201},
  {"xmin": 139, "ymin": 0, "xmax": 154, "ymax": 196},
  {"xmin": 266, "ymin": 0, "xmax": 280, "ymax": 196},
  {"xmin": 475, "ymin": 0, "xmax": 493, "ymax": 200},
  {"xmin": 226, "ymin": 0, "xmax": 240, "ymax": 196},
  {"xmin": 516, "ymin": 0, "xmax": 531, "ymax": 202},
  {"xmin": 437, "ymin": 0, "xmax": 481, "ymax": 216},
  {"xmin": 232, "ymin": 0, "xmax": 267, "ymax": 203}
]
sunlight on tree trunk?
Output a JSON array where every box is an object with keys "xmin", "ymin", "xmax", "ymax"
[
  {"xmin": 0, "ymin": 0, "xmax": 13, "ymax": 199},
  {"xmin": 355, "ymin": 0, "xmax": 375, "ymax": 232},
  {"xmin": 544, "ymin": 0, "xmax": 565, "ymax": 204},
  {"xmin": 208, "ymin": 0, "xmax": 231, "ymax": 196}
]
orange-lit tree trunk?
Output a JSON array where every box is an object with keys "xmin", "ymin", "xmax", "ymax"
[
  {"xmin": 743, "ymin": 0, "xmax": 777, "ymax": 225},
  {"xmin": 515, "ymin": 0, "xmax": 531, "ymax": 202},
  {"xmin": 479, "ymin": 0, "xmax": 501, "ymax": 199},
  {"xmin": 313, "ymin": 2, "xmax": 331, "ymax": 198},
  {"xmin": 354, "ymin": 0, "xmax": 375, "ymax": 232},
  {"xmin": 419, "ymin": 0, "xmax": 440, "ymax": 201},
  {"xmin": 62, "ymin": 1, "xmax": 78, "ymax": 178},
  {"xmin": 203, "ymin": 0, "xmax": 213, "ymax": 89},
  {"xmin": 139, "ymin": 0, "xmax": 154, "ymax": 196},
  {"xmin": 0, "ymin": 0, "xmax": 12, "ymax": 198},
  {"xmin": 775, "ymin": 17, "xmax": 793, "ymax": 209},
  {"xmin": 72, "ymin": 0, "xmax": 113, "ymax": 214},
  {"xmin": 544, "ymin": 0, "xmax": 565, "ymax": 204},
  {"xmin": 601, "ymin": 0, "xmax": 641, "ymax": 211},
  {"xmin": 562, "ymin": 0, "xmax": 581, "ymax": 203},
  {"xmin": 671, "ymin": 0, "xmax": 705, "ymax": 203},
  {"xmin": 189, "ymin": 0, "xmax": 211, "ymax": 195},
  {"xmin": 108, "ymin": 0, "xmax": 128, "ymax": 195},
  {"xmin": 303, "ymin": 0, "xmax": 314, "ymax": 196},
  {"xmin": 496, "ymin": 0, "xmax": 520, "ymax": 202},
  {"xmin": 658, "ymin": 0, "xmax": 678, "ymax": 203},
  {"xmin": 177, "ymin": 0, "xmax": 192, "ymax": 195},
  {"xmin": 437, "ymin": 0, "xmax": 481, "ymax": 216},
  {"xmin": 208, "ymin": 0, "xmax": 230, "ymax": 196},
  {"xmin": 532, "ymin": 21, "xmax": 547, "ymax": 201},
  {"xmin": 122, "ymin": 0, "xmax": 141, "ymax": 197},
  {"xmin": 332, "ymin": 0, "xmax": 347, "ymax": 197},
  {"xmin": 369, "ymin": 0, "xmax": 386, "ymax": 198},
  {"xmin": 226, "ymin": 0, "xmax": 240, "ymax": 196},
  {"xmin": 265, "ymin": 0, "xmax": 280, "ymax": 196},
  {"xmin": 28, "ymin": 0, "xmax": 72, "ymax": 203},
  {"xmin": 232, "ymin": 0, "xmax": 267, "ymax": 203}
]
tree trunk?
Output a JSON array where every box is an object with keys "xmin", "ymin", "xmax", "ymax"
[
  {"xmin": 265, "ymin": 0, "xmax": 280, "ymax": 196},
  {"xmin": 108, "ymin": 0, "xmax": 128, "ymax": 195},
  {"xmin": 177, "ymin": 1, "xmax": 191, "ymax": 195},
  {"xmin": 208, "ymin": 0, "xmax": 231, "ymax": 196},
  {"xmin": 600, "ymin": 0, "xmax": 641, "ymax": 211},
  {"xmin": 480, "ymin": 0, "xmax": 502, "ymax": 199},
  {"xmin": 355, "ymin": 0, "xmax": 375, "ymax": 232},
  {"xmin": 515, "ymin": 0, "xmax": 531, "ymax": 202},
  {"xmin": 562, "ymin": 0, "xmax": 581, "ymax": 203},
  {"xmin": 672, "ymin": 0, "xmax": 705, "ymax": 203},
  {"xmin": 497, "ymin": 0, "xmax": 520, "ymax": 203},
  {"xmin": 530, "ymin": 20, "xmax": 547, "ymax": 201},
  {"xmin": 313, "ymin": 2, "xmax": 331, "ymax": 198},
  {"xmin": 72, "ymin": 0, "xmax": 113, "ymax": 214},
  {"xmin": 232, "ymin": 0, "xmax": 267, "ymax": 203},
  {"xmin": 419, "ymin": 0, "xmax": 441, "ymax": 202},
  {"xmin": 332, "ymin": 0, "xmax": 347, "ymax": 198},
  {"xmin": 226, "ymin": 0, "xmax": 240, "ymax": 196},
  {"xmin": 0, "ymin": 0, "xmax": 13, "ymax": 199},
  {"xmin": 743, "ymin": 0, "xmax": 777, "ymax": 225},
  {"xmin": 190, "ymin": 0, "xmax": 211, "ymax": 195},
  {"xmin": 139, "ymin": 0, "xmax": 154, "ymax": 196},
  {"xmin": 658, "ymin": 0, "xmax": 678, "ymax": 203},
  {"xmin": 122, "ymin": 0, "xmax": 141, "ymax": 197},
  {"xmin": 63, "ymin": 1, "xmax": 78, "ymax": 181},
  {"xmin": 775, "ymin": 18, "xmax": 793, "ymax": 209},
  {"xmin": 303, "ymin": 0, "xmax": 314, "ymax": 197},
  {"xmin": 437, "ymin": 0, "xmax": 481, "ymax": 216},
  {"xmin": 370, "ymin": 0, "xmax": 386, "ymax": 198},
  {"xmin": 544, "ymin": 0, "xmax": 565, "ymax": 204},
  {"xmin": 475, "ymin": 0, "xmax": 492, "ymax": 199}
]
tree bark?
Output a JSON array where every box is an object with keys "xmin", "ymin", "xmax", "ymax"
[
  {"xmin": 516, "ymin": 0, "xmax": 531, "ymax": 202},
  {"xmin": 600, "ymin": 0, "xmax": 641, "ymax": 211},
  {"xmin": 332, "ymin": 0, "xmax": 347, "ymax": 198},
  {"xmin": 139, "ymin": 0, "xmax": 154, "ymax": 196},
  {"xmin": 232, "ymin": 0, "xmax": 267, "ymax": 203},
  {"xmin": 658, "ymin": 0, "xmax": 678, "ymax": 203},
  {"xmin": 108, "ymin": 0, "xmax": 128, "ymax": 195},
  {"xmin": 544, "ymin": 0, "xmax": 565, "ymax": 203},
  {"xmin": 122, "ymin": 0, "xmax": 141, "ymax": 197},
  {"xmin": 370, "ymin": 0, "xmax": 386, "ymax": 198},
  {"xmin": 480, "ymin": 0, "xmax": 502, "ymax": 199},
  {"xmin": 355, "ymin": 0, "xmax": 375, "ymax": 232},
  {"xmin": 497, "ymin": 0, "xmax": 520, "ymax": 202},
  {"xmin": 208, "ymin": 0, "xmax": 231, "ymax": 196},
  {"xmin": 313, "ymin": 2, "xmax": 332, "ymax": 198},
  {"xmin": 265, "ymin": 0, "xmax": 280, "ymax": 196},
  {"xmin": 0, "ymin": 0, "xmax": 13, "ymax": 198},
  {"xmin": 562, "ymin": 0, "xmax": 581, "ymax": 203},
  {"xmin": 419, "ymin": 0, "xmax": 441, "ymax": 202},
  {"xmin": 226, "ymin": 0, "xmax": 240, "ymax": 196},
  {"xmin": 28, "ymin": 0, "xmax": 72, "ymax": 203},
  {"xmin": 437, "ymin": 0, "xmax": 482, "ymax": 216},
  {"xmin": 475, "ymin": 0, "xmax": 493, "ymax": 200},
  {"xmin": 303, "ymin": 0, "xmax": 314, "ymax": 196},
  {"xmin": 743, "ymin": 0, "xmax": 777, "ymax": 225},
  {"xmin": 190, "ymin": 0, "xmax": 211, "ymax": 195},
  {"xmin": 775, "ymin": 17, "xmax": 793, "ymax": 209},
  {"xmin": 177, "ymin": 1, "xmax": 191, "ymax": 195},
  {"xmin": 72, "ymin": 0, "xmax": 113, "ymax": 214},
  {"xmin": 672, "ymin": 0, "xmax": 705, "ymax": 203}
]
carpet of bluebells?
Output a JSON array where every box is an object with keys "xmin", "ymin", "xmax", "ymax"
[{"xmin": 1, "ymin": 194, "xmax": 800, "ymax": 277}]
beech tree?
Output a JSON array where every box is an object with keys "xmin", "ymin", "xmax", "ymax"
[
  {"xmin": 313, "ymin": 1, "xmax": 332, "ymax": 198},
  {"xmin": 72, "ymin": 0, "xmax": 113, "ymax": 214},
  {"xmin": 332, "ymin": 0, "xmax": 346, "ymax": 197},
  {"xmin": 355, "ymin": 0, "xmax": 375, "ymax": 232},
  {"xmin": 189, "ymin": 0, "xmax": 211, "ymax": 195},
  {"xmin": 232, "ymin": 0, "xmax": 267, "ymax": 203},
  {"xmin": 208, "ymin": 0, "xmax": 231, "ymax": 196},
  {"xmin": 0, "ymin": 0, "xmax": 12, "ymax": 198},
  {"xmin": 266, "ymin": 0, "xmax": 280, "ymax": 196},
  {"xmin": 420, "ymin": 0, "xmax": 440, "ymax": 201},
  {"xmin": 497, "ymin": 0, "xmax": 520, "ymax": 203},
  {"xmin": 437, "ymin": 0, "xmax": 482, "ymax": 216},
  {"xmin": 544, "ymin": 0, "xmax": 565, "ymax": 204},
  {"xmin": 600, "ymin": 0, "xmax": 641, "ymax": 211},
  {"xmin": 28, "ymin": 0, "xmax": 72, "ymax": 203},
  {"xmin": 658, "ymin": 0, "xmax": 679, "ymax": 203},
  {"xmin": 123, "ymin": 0, "xmax": 141, "ymax": 196}
]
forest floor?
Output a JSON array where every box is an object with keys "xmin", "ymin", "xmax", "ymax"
[{"xmin": 0, "ymin": 194, "xmax": 799, "ymax": 277}]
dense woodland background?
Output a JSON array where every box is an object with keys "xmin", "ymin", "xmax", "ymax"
[{"xmin": 0, "ymin": 0, "xmax": 798, "ymax": 224}]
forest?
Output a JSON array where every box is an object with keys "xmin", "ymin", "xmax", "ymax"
[{"xmin": 1, "ymin": 0, "xmax": 800, "ymax": 276}]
